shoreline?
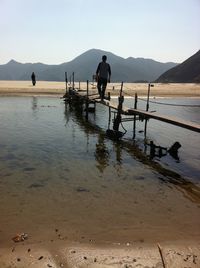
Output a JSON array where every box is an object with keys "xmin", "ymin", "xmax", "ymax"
[
  {"xmin": 0, "ymin": 80, "xmax": 200, "ymax": 97},
  {"xmin": 1, "ymin": 239, "xmax": 200, "ymax": 267}
]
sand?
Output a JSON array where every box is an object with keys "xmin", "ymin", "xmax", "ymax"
[
  {"xmin": 0, "ymin": 80, "xmax": 200, "ymax": 267},
  {"xmin": 0, "ymin": 80, "xmax": 200, "ymax": 97},
  {"xmin": 1, "ymin": 240, "xmax": 200, "ymax": 267}
]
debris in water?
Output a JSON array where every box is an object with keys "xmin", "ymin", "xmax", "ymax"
[
  {"xmin": 38, "ymin": 256, "xmax": 44, "ymax": 260},
  {"xmin": 76, "ymin": 187, "xmax": 90, "ymax": 192},
  {"xmin": 12, "ymin": 233, "xmax": 28, "ymax": 242}
]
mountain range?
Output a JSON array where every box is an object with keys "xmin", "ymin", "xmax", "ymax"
[
  {"xmin": 0, "ymin": 48, "xmax": 178, "ymax": 82},
  {"xmin": 156, "ymin": 50, "xmax": 200, "ymax": 83}
]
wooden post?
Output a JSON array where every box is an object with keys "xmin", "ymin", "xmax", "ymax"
[
  {"xmin": 113, "ymin": 82, "xmax": 124, "ymax": 131},
  {"xmin": 146, "ymin": 83, "xmax": 154, "ymax": 111},
  {"xmin": 146, "ymin": 83, "xmax": 150, "ymax": 112},
  {"xmin": 120, "ymin": 81, "xmax": 123, "ymax": 98},
  {"xmin": 72, "ymin": 72, "xmax": 75, "ymax": 90},
  {"xmin": 133, "ymin": 92, "xmax": 138, "ymax": 139},
  {"xmin": 79, "ymin": 81, "xmax": 80, "ymax": 90},
  {"xmin": 85, "ymin": 80, "xmax": 89, "ymax": 120},
  {"xmin": 108, "ymin": 106, "xmax": 111, "ymax": 129},
  {"xmin": 145, "ymin": 83, "xmax": 154, "ymax": 137},
  {"xmin": 65, "ymin": 72, "xmax": 68, "ymax": 94}
]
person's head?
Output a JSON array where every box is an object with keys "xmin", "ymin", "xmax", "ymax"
[{"xmin": 102, "ymin": 55, "xmax": 107, "ymax": 62}]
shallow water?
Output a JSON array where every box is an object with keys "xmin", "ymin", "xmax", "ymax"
[{"xmin": 0, "ymin": 96, "xmax": 200, "ymax": 247}]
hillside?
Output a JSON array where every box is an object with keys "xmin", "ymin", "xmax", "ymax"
[
  {"xmin": 156, "ymin": 50, "xmax": 200, "ymax": 83},
  {"xmin": 0, "ymin": 49, "xmax": 178, "ymax": 82}
]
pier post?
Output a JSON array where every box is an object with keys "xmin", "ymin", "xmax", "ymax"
[
  {"xmin": 145, "ymin": 83, "xmax": 154, "ymax": 137},
  {"xmin": 108, "ymin": 107, "xmax": 111, "ymax": 129},
  {"xmin": 65, "ymin": 72, "xmax": 68, "ymax": 94},
  {"xmin": 133, "ymin": 93, "xmax": 138, "ymax": 139},
  {"xmin": 113, "ymin": 82, "xmax": 124, "ymax": 131},
  {"xmin": 146, "ymin": 83, "xmax": 154, "ymax": 111},
  {"xmin": 85, "ymin": 80, "xmax": 89, "ymax": 120},
  {"xmin": 146, "ymin": 83, "xmax": 150, "ymax": 112},
  {"xmin": 72, "ymin": 72, "xmax": 75, "ymax": 90}
]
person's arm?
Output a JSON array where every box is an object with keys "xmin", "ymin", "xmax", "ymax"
[
  {"xmin": 96, "ymin": 63, "xmax": 101, "ymax": 81},
  {"xmin": 96, "ymin": 63, "xmax": 101, "ymax": 76}
]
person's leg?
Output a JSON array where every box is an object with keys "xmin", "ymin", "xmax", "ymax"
[
  {"xmin": 97, "ymin": 78, "xmax": 103, "ymax": 98},
  {"xmin": 97, "ymin": 82, "xmax": 101, "ymax": 97},
  {"xmin": 101, "ymin": 79, "xmax": 107, "ymax": 100}
]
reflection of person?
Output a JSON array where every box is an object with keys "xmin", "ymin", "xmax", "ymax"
[
  {"xmin": 31, "ymin": 72, "xmax": 36, "ymax": 86},
  {"xmin": 95, "ymin": 134, "xmax": 109, "ymax": 173},
  {"xmin": 96, "ymin": 55, "xmax": 111, "ymax": 100}
]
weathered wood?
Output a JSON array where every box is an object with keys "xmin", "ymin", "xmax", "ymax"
[
  {"xmin": 85, "ymin": 80, "xmax": 89, "ymax": 120},
  {"xmin": 157, "ymin": 243, "xmax": 167, "ymax": 268},
  {"xmin": 127, "ymin": 108, "xmax": 200, "ymax": 133},
  {"xmin": 66, "ymin": 87, "xmax": 200, "ymax": 133},
  {"xmin": 133, "ymin": 93, "xmax": 138, "ymax": 139}
]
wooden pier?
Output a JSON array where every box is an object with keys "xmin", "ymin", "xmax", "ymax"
[{"xmin": 64, "ymin": 83, "xmax": 200, "ymax": 134}]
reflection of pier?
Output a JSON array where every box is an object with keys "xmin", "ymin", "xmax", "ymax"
[{"xmin": 63, "ymin": 91, "xmax": 200, "ymax": 204}]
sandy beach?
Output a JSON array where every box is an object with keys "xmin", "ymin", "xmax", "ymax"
[
  {"xmin": 0, "ymin": 81, "xmax": 200, "ymax": 267},
  {"xmin": 0, "ymin": 80, "xmax": 200, "ymax": 97},
  {"xmin": 1, "ymin": 240, "xmax": 200, "ymax": 267}
]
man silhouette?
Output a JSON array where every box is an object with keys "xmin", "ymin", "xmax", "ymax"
[
  {"xmin": 31, "ymin": 72, "xmax": 36, "ymax": 86},
  {"xmin": 96, "ymin": 55, "xmax": 111, "ymax": 100}
]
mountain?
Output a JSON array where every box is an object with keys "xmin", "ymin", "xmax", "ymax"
[
  {"xmin": 0, "ymin": 49, "xmax": 178, "ymax": 82},
  {"xmin": 156, "ymin": 50, "xmax": 200, "ymax": 83}
]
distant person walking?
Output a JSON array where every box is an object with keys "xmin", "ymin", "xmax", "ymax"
[
  {"xmin": 96, "ymin": 55, "xmax": 111, "ymax": 100},
  {"xmin": 31, "ymin": 72, "xmax": 36, "ymax": 86}
]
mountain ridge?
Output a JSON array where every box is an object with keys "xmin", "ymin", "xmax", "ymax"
[
  {"xmin": 156, "ymin": 50, "xmax": 200, "ymax": 83},
  {"xmin": 0, "ymin": 48, "xmax": 178, "ymax": 82}
]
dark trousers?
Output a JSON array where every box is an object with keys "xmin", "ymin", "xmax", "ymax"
[{"xmin": 97, "ymin": 77, "xmax": 107, "ymax": 99}]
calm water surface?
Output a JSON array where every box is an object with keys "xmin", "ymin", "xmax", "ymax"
[{"xmin": 0, "ymin": 96, "xmax": 200, "ymax": 246}]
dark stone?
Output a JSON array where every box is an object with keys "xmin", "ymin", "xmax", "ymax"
[{"xmin": 76, "ymin": 187, "xmax": 90, "ymax": 192}]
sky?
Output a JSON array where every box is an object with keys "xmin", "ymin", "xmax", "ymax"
[{"xmin": 0, "ymin": 0, "xmax": 200, "ymax": 64}]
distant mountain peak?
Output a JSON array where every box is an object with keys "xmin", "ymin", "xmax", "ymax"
[{"xmin": 7, "ymin": 59, "xmax": 20, "ymax": 65}]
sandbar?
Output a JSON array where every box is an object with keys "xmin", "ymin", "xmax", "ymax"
[{"xmin": 0, "ymin": 80, "xmax": 200, "ymax": 97}]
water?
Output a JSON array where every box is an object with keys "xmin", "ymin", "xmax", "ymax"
[{"xmin": 0, "ymin": 96, "xmax": 200, "ymax": 247}]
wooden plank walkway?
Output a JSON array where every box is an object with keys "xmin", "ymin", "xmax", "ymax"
[
  {"xmin": 68, "ymin": 89, "xmax": 200, "ymax": 133},
  {"xmin": 91, "ymin": 97, "xmax": 200, "ymax": 133},
  {"xmin": 127, "ymin": 107, "xmax": 200, "ymax": 133}
]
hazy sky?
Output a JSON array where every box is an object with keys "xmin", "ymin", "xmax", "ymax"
[{"xmin": 0, "ymin": 0, "xmax": 199, "ymax": 64}]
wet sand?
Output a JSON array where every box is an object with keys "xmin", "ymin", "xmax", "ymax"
[
  {"xmin": 1, "ymin": 240, "xmax": 200, "ymax": 267},
  {"xmin": 0, "ymin": 80, "xmax": 200, "ymax": 97},
  {"xmin": 0, "ymin": 82, "xmax": 200, "ymax": 267},
  {"xmin": 1, "ymin": 173, "xmax": 200, "ymax": 267}
]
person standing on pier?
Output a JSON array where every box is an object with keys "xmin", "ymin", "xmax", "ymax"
[
  {"xmin": 31, "ymin": 72, "xmax": 36, "ymax": 86},
  {"xmin": 96, "ymin": 55, "xmax": 111, "ymax": 100}
]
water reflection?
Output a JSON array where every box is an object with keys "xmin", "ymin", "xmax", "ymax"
[
  {"xmin": 144, "ymin": 140, "xmax": 182, "ymax": 163},
  {"xmin": 124, "ymin": 139, "xmax": 200, "ymax": 203},
  {"xmin": 63, "ymin": 100, "xmax": 200, "ymax": 203},
  {"xmin": 144, "ymin": 140, "xmax": 167, "ymax": 160},
  {"xmin": 31, "ymin": 96, "xmax": 38, "ymax": 117},
  {"xmin": 95, "ymin": 133, "xmax": 109, "ymax": 172}
]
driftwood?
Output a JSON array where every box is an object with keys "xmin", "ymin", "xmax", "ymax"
[{"xmin": 157, "ymin": 243, "xmax": 166, "ymax": 268}]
